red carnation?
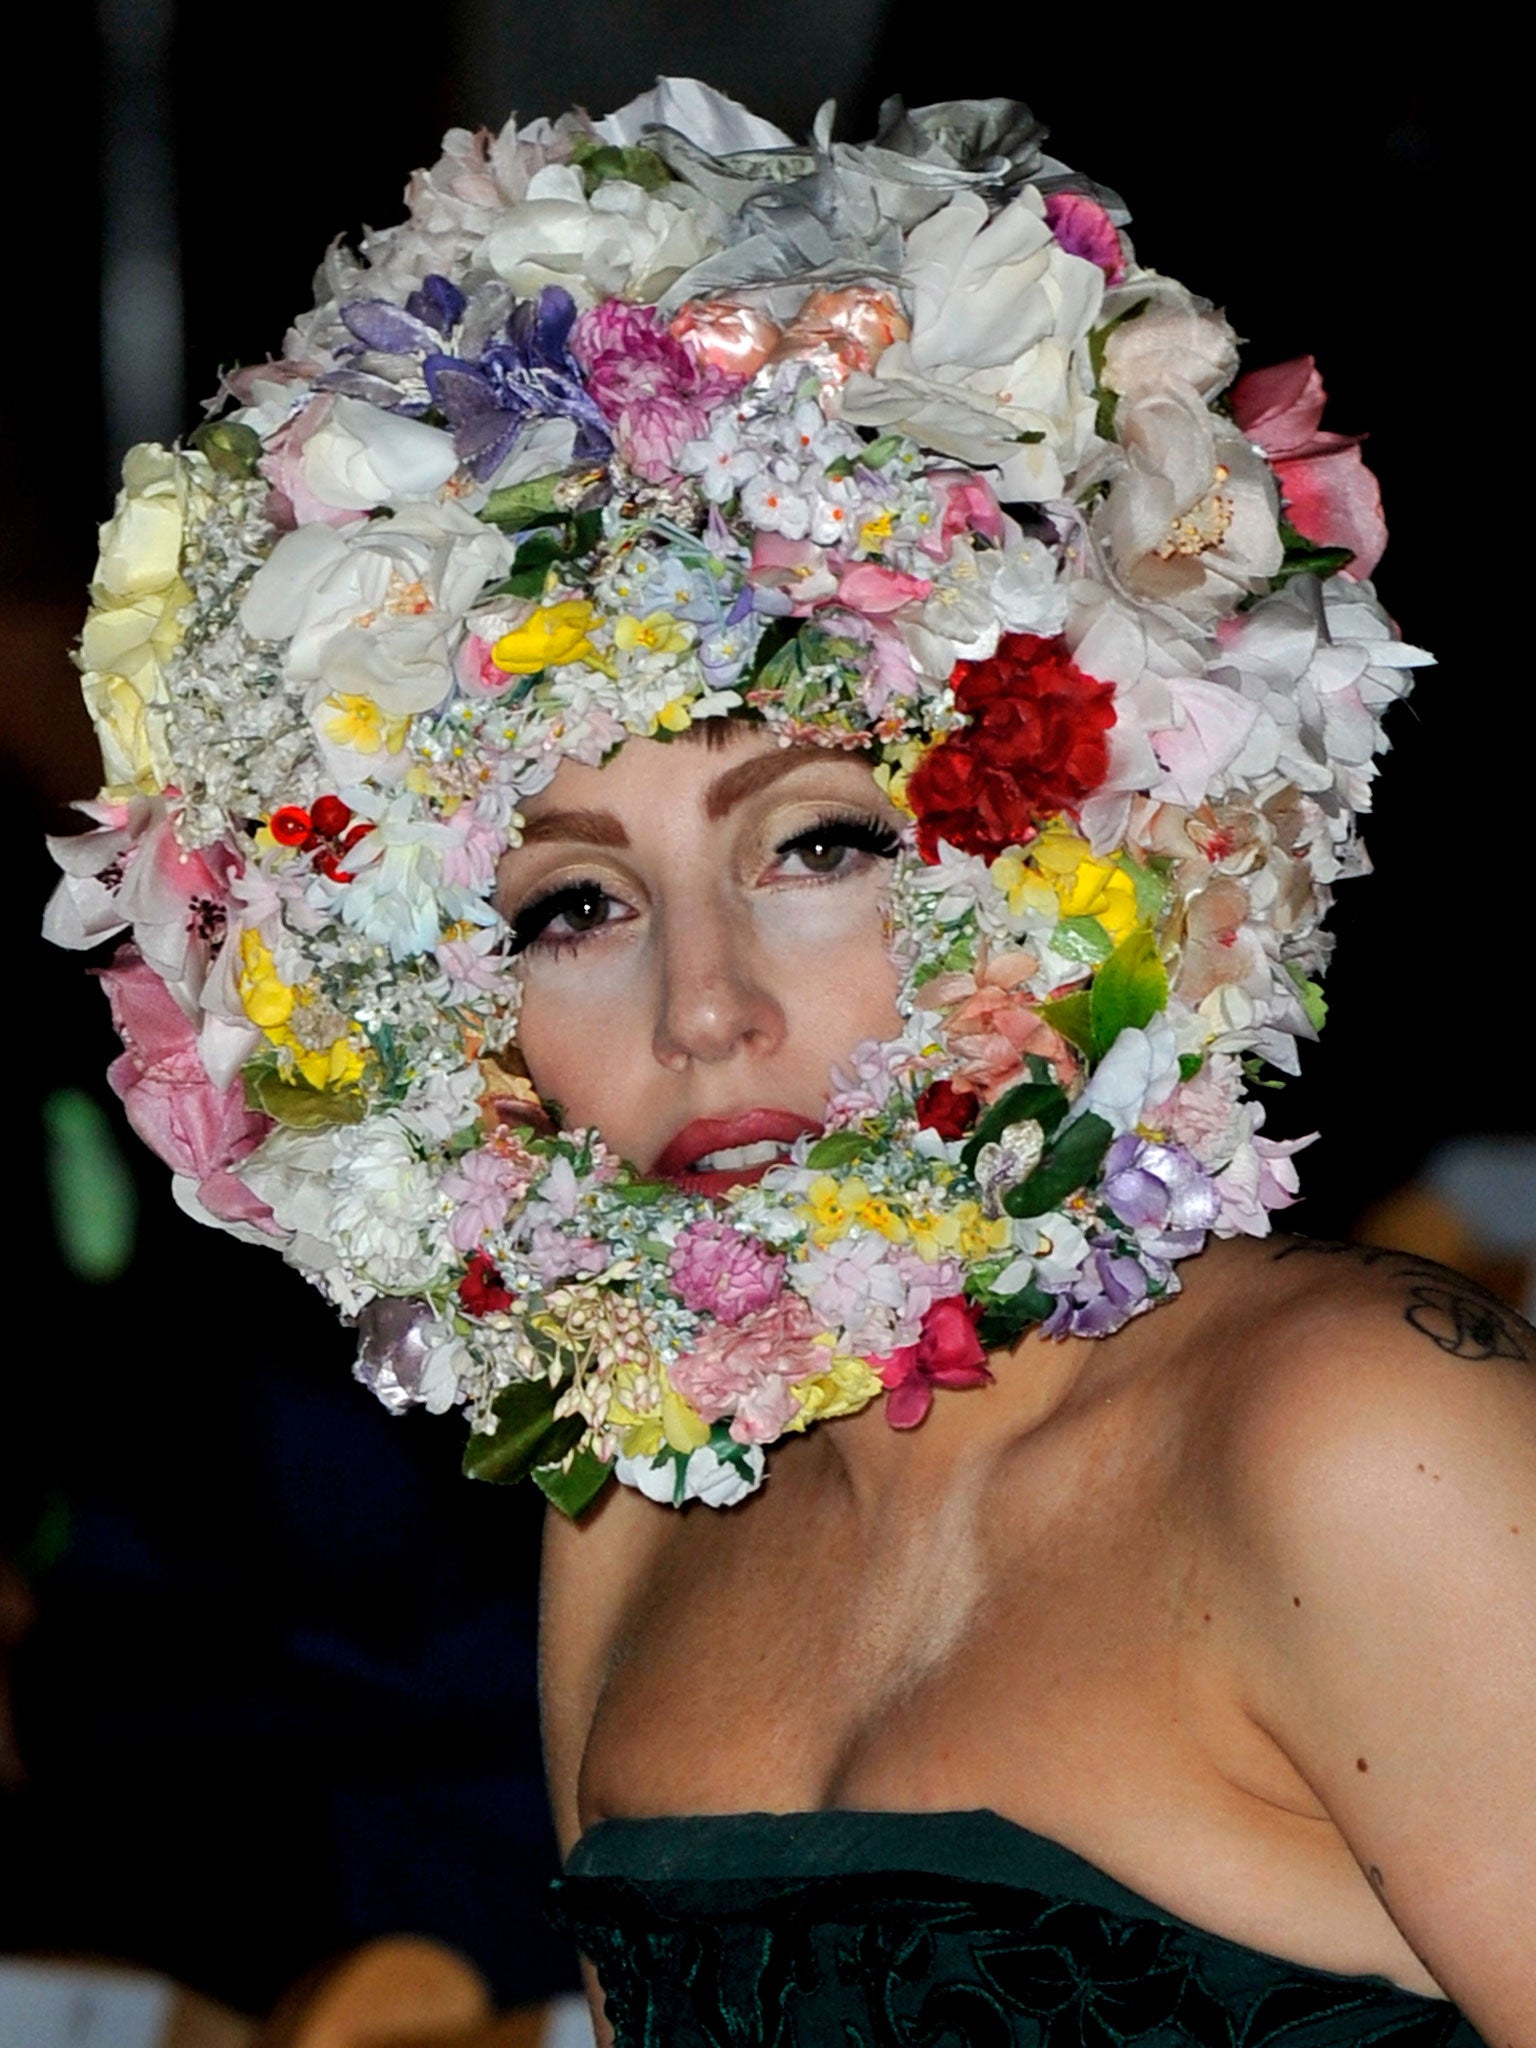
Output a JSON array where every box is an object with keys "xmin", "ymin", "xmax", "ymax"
[
  {"xmin": 915, "ymin": 1079, "xmax": 977, "ymax": 1140},
  {"xmin": 908, "ymin": 633, "xmax": 1116, "ymax": 864},
  {"xmin": 458, "ymin": 1250, "xmax": 514, "ymax": 1317}
]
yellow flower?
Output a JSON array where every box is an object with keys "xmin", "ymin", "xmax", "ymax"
[
  {"xmin": 785, "ymin": 1354, "xmax": 884, "ymax": 1432},
  {"xmin": 858, "ymin": 510, "xmax": 894, "ymax": 552},
  {"xmin": 874, "ymin": 740, "xmax": 927, "ymax": 817},
  {"xmin": 321, "ymin": 693, "xmax": 410, "ymax": 756},
  {"xmin": 651, "ymin": 697, "xmax": 694, "ymax": 733},
  {"xmin": 613, "ymin": 611, "xmax": 693, "ymax": 659},
  {"xmin": 492, "ymin": 600, "xmax": 602, "ymax": 675},
  {"xmin": 239, "ymin": 933, "xmax": 366, "ymax": 1091},
  {"xmin": 909, "ymin": 1200, "xmax": 1010, "ymax": 1262},
  {"xmin": 661, "ymin": 1385, "xmax": 711, "ymax": 1454},
  {"xmin": 1027, "ymin": 828, "xmax": 1139, "ymax": 942},
  {"xmin": 801, "ymin": 1174, "xmax": 909, "ymax": 1246},
  {"xmin": 990, "ymin": 849, "xmax": 1057, "ymax": 922}
]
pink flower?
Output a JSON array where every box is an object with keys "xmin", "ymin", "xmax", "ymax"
[
  {"xmin": 919, "ymin": 949, "xmax": 1077, "ymax": 1100},
  {"xmin": 834, "ymin": 562, "xmax": 933, "ymax": 616},
  {"xmin": 571, "ymin": 301, "xmax": 743, "ymax": 483},
  {"xmin": 1230, "ymin": 356, "xmax": 1386, "ymax": 580},
  {"xmin": 670, "ymin": 1294, "xmax": 828, "ymax": 1445},
  {"xmin": 442, "ymin": 1140, "xmax": 538, "ymax": 1251},
  {"xmin": 99, "ymin": 946, "xmax": 275, "ymax": 1229},
  {"xmin": 668, "ymin": 1219, "xmax": 786, "ymax": 1324},
  {"xmin": 1044, "ymin": 192, "xmax": 1126, "ymax": 284},
  {"xmin": 918, "ymin": 469, "xmax": 1004, "ymax": 561},
  {"xmin": 259, "ymin": 396, "xmax": 364, "ymax": 532},
  {"xmin": 870, "ymin": 1296, "xmax": 992, "ymax": 1430}
]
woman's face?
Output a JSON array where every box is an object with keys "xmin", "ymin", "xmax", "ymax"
[{"xmin": 496, "ymin": 727, "xmax": 904, "ymax": 1194}]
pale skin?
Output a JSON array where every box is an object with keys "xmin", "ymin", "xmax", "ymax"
[{"xmin": 503, "ymin": 725, "xmax": 1536, "ymax": 2047}]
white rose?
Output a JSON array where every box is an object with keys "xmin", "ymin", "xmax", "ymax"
[
  {"xmin": 841, "ymin": 190, "xmax": 1103, "ymax": 499},
  {"xmin": 300, "ymin": 396, "xmax": 459, "ymax": 512},
  {"xmin": 481, "ymin": 165, "xmax": 718, "ymax": 306},
  {"xmin": 241, "ymin": 501, "xmax": 510, "ymax": 719}
]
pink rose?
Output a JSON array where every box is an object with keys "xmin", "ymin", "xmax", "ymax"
[{"xmin": 1231, "ymin": 356, "xmax": 1386, "ymax": 581}]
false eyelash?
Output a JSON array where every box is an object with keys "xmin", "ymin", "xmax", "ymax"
[
  {"xmin": 775, "ymin": 812, "xmax": 902, "ymax": 862},
  {"xmin": 509, "ymin": 878, "xmax": 619, "ymax": 955}
]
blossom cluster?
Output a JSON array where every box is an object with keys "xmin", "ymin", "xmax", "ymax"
[{"xmin": 47, "ymin": 79, "xmax": 1427, "ymax": 1513}]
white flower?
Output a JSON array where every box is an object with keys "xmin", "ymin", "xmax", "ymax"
[
  {"xmin": 330, "ymin": 1117, "xmax": 449, "ymax": 1292},
  {"xmin": 299, "ymin": 396, "xmax": 459, "ymax": 513},
  {"xmin": 1070, "ymin": 1018, "xmax": 1181, "ymax": 1136},
  {"xmin": 615, "ymin": 1440, "xmax": 765, "ymax": 1507},
  {"xmin": 841, "ymin": 189, "xmax": 1104, "ymax": 499},
  {"xmin": 240, "ymin": 502, "xmax": 510, "ymax": 736},
  {"xmin": 481, "ymin": 165, "xmax": 720, "ymax": 306}
]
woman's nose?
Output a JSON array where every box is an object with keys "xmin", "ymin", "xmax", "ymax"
[{"xmin": 652, "ymin": 899, "xmax": 785, "ymax": 1071}]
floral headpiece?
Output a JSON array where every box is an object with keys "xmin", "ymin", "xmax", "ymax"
[{"xmin": 47, "ymin": 80, "xmax": 1428, "ymax": 1511}]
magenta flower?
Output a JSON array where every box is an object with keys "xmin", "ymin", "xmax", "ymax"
[
  {"xmin": 668, "ymin": 1218, "xmax": 785, "ymax": 1323},
  {"xmin": 571, "ymin": 301, "xmax": 743, "ymax": 483}
]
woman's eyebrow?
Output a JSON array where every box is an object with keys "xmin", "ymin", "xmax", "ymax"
[
  {"xmin": 518, "ymin": 808, "xmax": 629, "ymax": 848},
  {"xmin": 704, "ymin": 746, "xmax": 863, "ymax": 820}
]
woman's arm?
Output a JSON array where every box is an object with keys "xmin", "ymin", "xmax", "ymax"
[{"xmin": 1227, "ymin": 1247, "xmax": 1536, "ymax": 2044}]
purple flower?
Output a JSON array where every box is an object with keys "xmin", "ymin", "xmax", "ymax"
[
  {"xmin": 424, "ymin": 287, "xmax": 612, "ymax": 479},
  {"xmin": 571, "ymin": 301, "xmax": 743, "ymax": 484},
  {"xmin": 1040, "ymin": 1244, "xmax": 1153, "ymax": 1339},
  {"xmin": 1100, "ymin": 1134, "xmax": 1220, "ymax": 1253},
  {"xmin": 668, "ymin": 1219, "xmax": 785, "ymax": 1324}
]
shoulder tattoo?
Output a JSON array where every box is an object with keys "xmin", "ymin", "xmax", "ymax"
[{"xmin": 1272, "ymin": 1238, "xmax": 1535, "ymax": 1365}]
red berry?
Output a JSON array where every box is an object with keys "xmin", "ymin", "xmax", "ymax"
[
  {"xmin": 310, "ymin": 794, "xmax": 352, "ymax": 837},
  {"xmin": 268, "ymin": 805, "xmax": 313, "ymax": 847}
]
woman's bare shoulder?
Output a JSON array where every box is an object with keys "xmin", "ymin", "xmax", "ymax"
[{"xmin": 1184, "ymin": 1238, "xmax": 1536, "ymax": 2032}]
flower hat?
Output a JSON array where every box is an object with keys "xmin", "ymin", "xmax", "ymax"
[{"xmin": 47, "ymin": 79, "xmax": 1429, "ymax": 1512}]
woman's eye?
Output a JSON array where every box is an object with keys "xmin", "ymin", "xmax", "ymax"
[
  {"xmin": 774, "ymin": 815, "xmax": 901, "ymax": 879},
  {"xmin": 510, "ymin": 881, "xmax": 626, "ymax": 954}
]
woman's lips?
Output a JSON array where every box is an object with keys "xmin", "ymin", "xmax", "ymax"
[{"xmin": 652, "ymin": 1110, "xmax": 823, "ymax": 1196}]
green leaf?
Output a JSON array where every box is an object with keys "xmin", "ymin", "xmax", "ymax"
[
  {"xmin": 604, "ymin": 1179, "xmax": 675, "ymax": 1203},
  {"xmin": 534, "ymin": 1448, "xmax": 612, "ymax": 1517},
  {"xmin": 463, "ymin": 1378, "xmax": 584, "ymax": 1486},
  {"xmin": 806, "ymin": 1130, "xmax": 877, "ymax": 1170},
  {"xmin": 1178, "ymin": 1052, "xmax": 1205, "ymax": 1082},
  {"xmin": 479, "ymin": 475, "xmax": 569, "ymax": 531},
  {"xmin": 1124, "ymin": 855, "xmax": 1170, "ymax": 926},
  {"xmin": 1273, "ymin": 518, "xmax": 1354, "ymax": 589},
  {"xmin": 860, "ymin": 434, "xmax": 906, "ymax": 469},
  {"xmin": 1004, "ymin": 1111, "xmax": 1114, "ymax": 1219},
  {"xmin": 1039, "ymin": 989, "xmax": 1094, "ymax": 1055},
  {"xmin": 975, "ymin": 1284, "xmax": 1055, "ymax": 1349},
  {"xmin": 1013, "ymin": 429, "xmax": 1046, "ymax": 445},
  {"xmin": 244, "ymin": 1060, "xmax": 367, "ymax": 1129},
  {"xmin": 571, "ymin": 141, "xmax": 671, "ymax": 193},
  {"xmin": 188, "ymin": 418, "xmax": 263, "ymax": 479},
  {"xmin": 745, "ymin": 617, "xmax": 801, "ymax": 686},
  {"xmin": 1284, "ymin": 960, "xmax": 1329, "ymax": 1033},
  {"xmin": 1051, "ymin": 915, "xmax": 1113, "ymax": 966},
  {"xmin": 960, "ymin": 1080, "xmax": 1069, "ymax": 1173},
  {"xmin": 1088, "ymin": 927, "xmax": 1167, "ymax": 1060}
]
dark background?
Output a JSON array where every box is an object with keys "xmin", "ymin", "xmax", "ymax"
[{"xmin": 0, "ymin": 7, "xmax": 1519, "ymax": 2017}]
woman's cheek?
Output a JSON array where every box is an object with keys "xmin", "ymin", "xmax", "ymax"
[{"xmin": 751, "ymin": 870, "xmax": 893, "ymax": 953}]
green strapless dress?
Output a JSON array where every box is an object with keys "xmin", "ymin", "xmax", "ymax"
[{"xmin": 548, "ymin": 1809, "xmax": 1487, "ymax": 2046}]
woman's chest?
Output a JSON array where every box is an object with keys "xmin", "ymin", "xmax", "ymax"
[{"xmin": 578, "ymin": 1462, "xmax": 1226, "ymax": 1819}]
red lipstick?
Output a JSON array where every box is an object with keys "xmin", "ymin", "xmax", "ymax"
[{"xmin": 652, "ymin": 1109, "xmax": 822, "ymax": 1196}]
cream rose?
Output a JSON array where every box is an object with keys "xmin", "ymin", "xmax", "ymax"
[{"xmin": 78, "ymin": 443, "xmax": 212, "ymax": 793}]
